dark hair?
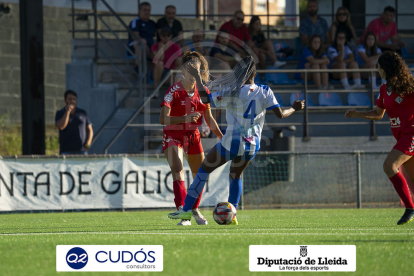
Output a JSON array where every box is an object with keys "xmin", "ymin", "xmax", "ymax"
[
  {"xmin": 165, "ymin": 5, "xmax": 176, "ymax": 11},
  {"xmin": 383, "ymin": 6, "xmax": 395, "ymax": 14},
  {"xmin": 363, "ymin": 31, "xmax": 378, "ymax": 57},
  {"xmin": 307, "ymin": 0, "xmax": 318, "ymax": 5},
  {"xmin": 64, "ymin": 90, "xmax": 77, "ymax": 100},
  {"xmin": 377, "ymin": 51, "xmax": 414, "ymax": 96},
  {"xmin": 182, "ymin": 51, "xmax": 209, "ymax": 83},
  {"xmin": 234, "ymin": 10, "xmax": 244, "ymax": 16},
  {"xmin": 333, "ymin": 30, "xmax": 348, "ymax": 48},
  {"xmin": 247, "ymin": 60, "xmax": 256, "ymax": 81},
  {"xmin": 248, "ymin": 16, "xmax": 262, "ymax": 35},
  {"xmin": 309, "ymin": 35, "xmax": 324, "ymax": 58},
  {"xmin": 160, "ymin": 27, "xmax": 172, "ymax": 36},
  {"xmin": 139, "ymin": 2, "xmax": 150, "ymax": 10}
]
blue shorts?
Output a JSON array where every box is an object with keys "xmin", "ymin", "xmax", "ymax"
[{"xmin": 215, "ymin": 142, "xmax": 257, "ymax": 162}]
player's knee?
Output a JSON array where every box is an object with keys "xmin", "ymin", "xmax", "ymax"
[
  {"xmin": 229, "ymin": 172, "xmax": 241, "ymax": 180},
  {"xmin": 383, "ymin": 160, "xmax": 397, "ymax": 176}
]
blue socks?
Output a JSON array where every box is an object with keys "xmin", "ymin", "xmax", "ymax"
[
  {"xmin": 183, "ymin": 167, "xmax": 210, "ymax": 212},
  {"xmin": 228, "ymin": 177, "xmax": 242, "ymax": 209}
]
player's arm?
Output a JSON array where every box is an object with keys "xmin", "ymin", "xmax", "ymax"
[
  {"xmin": 345, "ymin": 106, "xmax": 385, "ymax": 120},
  {"xmin": 187, "ymin": 63, "xmax": 210, "ymax": 104},
  {"xmin": 272, "ymin": 100, "xmax": 305, "ymax": 119},
  {"xmin": 203, "ymin": 108, "xmax": 223, "ymax": 139},
  {"xmin": 159, "ymin": 105, "xmax": 201, "ymax": 125}
]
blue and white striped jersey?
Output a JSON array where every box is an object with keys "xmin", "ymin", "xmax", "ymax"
[{"xmin": 208, "ymin": 84, "xmax": 280, "ymax": 156}]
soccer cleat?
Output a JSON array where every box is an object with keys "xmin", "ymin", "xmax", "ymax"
[
  {"xmin": 397, "ymin": 208, "xmax": 414, "ymax": 225},
  {"xmin": 231, "ymin": 216, "xmax": 238, "ymax": 225},
  {"xmin": 168, "ymin": 208, "xmax": 191, "ymax": 220},
  {"xmin": 191, "ymin": 209, "xmax": 208, "ymax": 225},
  {"xmin": 177, "ymin": 219, "xmax": 191, "ymax": 226}
]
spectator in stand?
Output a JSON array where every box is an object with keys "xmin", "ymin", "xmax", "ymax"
[
  {"xmin": 356, "ymin": 31, "xmax": 385, "ymax": 89},
  {"xmin": 328, "ymin": 31, "xmax": 364, "ymax": 90},
  {"xmin": 215, "ymin": 11, "xmax": 256, "ymax": 58},
  {"xmin": 248, "ymin": 16, "xmax": 286, "ymax": 73},
  {"xmin": 55, "ymin": 90, "xmax": 93, "ymax": 155},
  {"xmin": 183, "ymin": 29, "xmax": 209, "ymax": 56},
  {"xmin": 299, "ymin": 0, "xmax": 330, "ymax": 50},
  {"xmin": 210, "ymin": 30, "xmax": 239, "ymax": 70},
  {"xmin": 128, "ymin": 2, "xmax": 156, "ymax": 61},
  {"xmin": 152, "ymin": 27, "xmax": 182, "ymax": 89},
  {"xmin": 360, "ymin": 6, "xmax": 406, "ymax": 52},
  {"xmin": 156, "ymin": 5, "xmax": 184, "ymax": 47},
  {"xmin": 330, "ymin": 7, "xmax": 358, "ymax": 50},
  {"xmin": 296, "ymin": 35, "xmax": 332, "ymax": 90}
]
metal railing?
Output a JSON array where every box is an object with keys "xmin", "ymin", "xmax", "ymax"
[
  {"xmin": 70, "ymin": 0, "xmax": 414, "ymax": 40},
  {"xmin": 99, "ymin": 66, "xmax": 411, "ymax": 154},
  {"xmin": 84, "ymin": 0, "xmax": 148, "ymax": 150}
]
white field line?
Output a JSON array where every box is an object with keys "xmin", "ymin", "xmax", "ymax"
[{"xmin": 1, "ymin": 231, "xmax": 414, "ymax": 236}]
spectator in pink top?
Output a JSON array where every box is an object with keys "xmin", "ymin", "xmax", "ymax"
[
  {"xmin": 360, "ymin": 6, "xmax": 406, "ymax": 51},
  {"xmin": 152, "ymin": 27, "xmax": 182, "ymax": 88}
]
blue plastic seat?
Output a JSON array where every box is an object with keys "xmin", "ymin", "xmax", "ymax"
[
  {"xmin": 265, "ymin": 67, "xmax": 297, "ymax": 85},
  {"xmin": 347, "ymin": 93, "xmax": 371, "ymax": 106},
  {"xmin": 289, "ymin": 93, "xmax": 315, "ymax": 106},
  {"xmin": 402, "ymin": 47, "xmax": 414, "ymax": 59},
  {"xmin": 318, "ymin": 92, "xmax": 343, "ymax": 106}
]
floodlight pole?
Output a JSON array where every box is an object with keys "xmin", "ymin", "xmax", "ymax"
[{"xmin": 20, "ymin": 0, "xmax": 45, "ymax": 155}]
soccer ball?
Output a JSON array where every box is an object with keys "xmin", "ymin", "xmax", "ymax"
[{"xmin": 213, "ymin": 202, "xmax": 236, "ymax": 225}]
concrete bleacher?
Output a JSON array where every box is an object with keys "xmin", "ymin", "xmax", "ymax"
[{"xmin": 69, "ymin": 37, "xmax": 403, "ymax": 154}]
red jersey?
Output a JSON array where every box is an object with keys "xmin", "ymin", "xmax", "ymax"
[
  {"xmin": 160, "ymin": 81, "xmax": 210, "ymax": 132},
  {"xmin": 215, "ymin": 20, "xmax": 251, "ymax": 48},
  {"xmin": 376, "ymin": 84, "xmax": 414, "ymax": 140}
]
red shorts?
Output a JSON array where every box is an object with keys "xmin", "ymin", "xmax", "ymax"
[
  {"xmin": 162, "ymin": 129, "xmax": 203, "ymax": 155},
  {"xmin": 393, "ymin": 133, "xmax": 414, "ymax": 156}
]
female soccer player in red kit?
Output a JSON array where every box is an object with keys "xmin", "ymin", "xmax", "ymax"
[
  {"xmin": 345, "ymin": 51, "xmax": 414, "ymax": 225},
  {"xmin": 160, "ymin": 51, "xmax": 223, "ymax": 226}
]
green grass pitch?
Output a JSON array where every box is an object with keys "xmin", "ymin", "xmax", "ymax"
[{"xmin": 1, "ymin": 209, "xmax": 413, "ymax": 276}]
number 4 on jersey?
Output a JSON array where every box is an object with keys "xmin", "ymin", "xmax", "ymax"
[{"xmin": 243, "ymin": 100, "xmax": 256, "ymax": 124}]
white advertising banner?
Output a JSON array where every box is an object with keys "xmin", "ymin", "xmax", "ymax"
[{"xmin": 0, "ymin": 156, "xmax": 231, "ymax": 211}]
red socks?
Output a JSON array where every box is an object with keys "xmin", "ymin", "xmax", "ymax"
[
  {"xmin": 173, "ymin": 180, "xmax": 187, "ymax": 210},
  {"xmin": 390, "ymin": 172, "xmax": 414, "ymax": 209},
  {"xmin": 173, "ymin": 180, "xmax": 204, "ymax": 210}
]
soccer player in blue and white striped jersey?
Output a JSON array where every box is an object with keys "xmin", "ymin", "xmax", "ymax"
[{"xmin": 168, "ymin": 57, "xmax": 304, "ymax": 224}]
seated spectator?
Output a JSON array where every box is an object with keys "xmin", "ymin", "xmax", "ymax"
[
  {"xmin": 356, "ymin": 31, "xmax": 384, "ymax": 89},
  {"xmin": 55, "ymin": 90, "xmax": 93, "ymax": 155},
  {"xmin": 183, "ymin": 29, "xmax": 209, "ymax": 56},
  {"xmin": 152, "ymin": 28, "xmax": 182, "ymax": 89},
  {"xmin": 128, "ymin": 2, "xmax": 156, "ymax": 62},
  {"xmin": 360, "ymin": 6, "xmax": 405, "ymax": 52},
  {"xmin": 156, "ymin": 5, "xmax": 183, "ymax": 46},
  {"xmin": 330, "ymin": 7, "xmax": 358, "ymax": 50},
  {"xmin": 248, "ymin": 16, "xmax": 286, "ymax": 72},
  {"xmin": 215, "ymin": 10, "xmax": 256, "ymax": 58},
  {"xmin": 296, "ymin": 35, "xmax": 331, "ymax": 90},
  {"xmin": 210, "ymin": 30, "xmax": 239, "ymax": 70},
  {"xmin": 299, "ymin": 0, "xmax": 330, "ymax": 49},
  {"xmin": 328, "ymin": 31, "xmax": 364, "ymax": 90}
]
